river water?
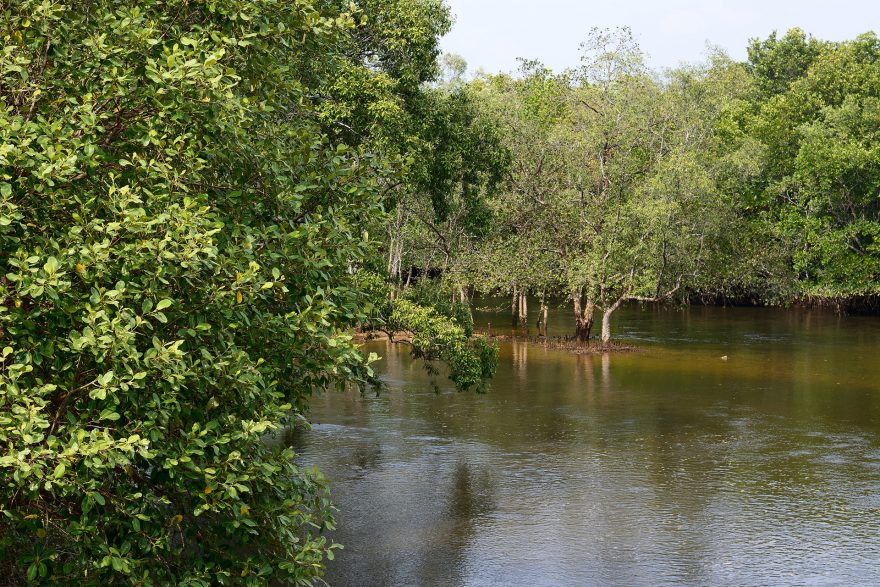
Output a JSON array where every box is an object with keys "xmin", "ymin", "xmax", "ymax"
[{"xmin": 294, "ymin": 304, "xmax": 880, "ymax": 586}]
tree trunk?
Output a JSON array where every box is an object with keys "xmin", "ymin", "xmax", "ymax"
[
  {"xmin": 537, "ymin": 302, "xmax": 548, "ymax": 336},
  {"xmin": 511, "ymin": 285, "xmax": 519, "ymax": 327},
  {"xmin": 573, "ymin": 294, "xmax": 594, "ymax": 342},
  {"xmin": 600, "ymin": 296, "xmax": 626, "ymax": 345},
  {"xmin": 387, "ymin": 235, "xmax": 396, "ymax": 276},
  {"xmin": 576, "ymin": 312, "xmax": 594, "ymax": 342},
  {"xmin": 601, "ymin": 309, "xmax": 613, "ymax": 345},
  {"xmin": 518, "ymin": 292, "xmax": 528, "ymax": 328},
  {"xmin": 394, "ymin": 237, "xmax": 403, "ymax": 282},
  {"xmin": 536, "ymin": 288, "xmax": 549, "ymax": 337}
]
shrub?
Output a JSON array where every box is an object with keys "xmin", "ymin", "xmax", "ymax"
[{"xmin": 0, "ymin": 1, "xmax": 380, "ymax": 583}]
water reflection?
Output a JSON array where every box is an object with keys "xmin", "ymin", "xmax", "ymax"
[
  {"xmin": 295, "ymin": 305, "xmax": 880, "ymax": 586},
  {"xmin": 413, "ymin": 461, "xmax": 498, "ymax": 587}
]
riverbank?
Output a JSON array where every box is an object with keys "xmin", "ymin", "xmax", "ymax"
[
  {"xmin": 353, "ymin": 328, "xmax": 639, "ymax": 355},
  {"xmin": 671, "ymin": 293, "xmax": 880, "ymax": 315},
  {"xmin": 474, "ymin": 329, "xmax": 639, "ymax": 354}
]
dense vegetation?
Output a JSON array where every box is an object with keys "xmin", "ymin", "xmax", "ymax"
[
  {"xmin": 398, "ymin": 28, "xmax": 880, "ymax": 342},
  {"xmin": 0, "ymin": 1, "xmax": 877, "ymax": 584},
  {"xmin": 0, "ymin": 0, "xmax": 493, "ymax": 584}
]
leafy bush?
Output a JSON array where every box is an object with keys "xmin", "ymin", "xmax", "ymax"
[
  {"xmin": 388, "ymin": 299, "xmax": 498, "ymax": 392},
  {"xmin": 0, "ymin": 1, "xmax": 384, "ymax": 584},
  {"xmin": 403, "ymin": 279, "xmax": 475, "ymax": 337},
  {"xmin": 354, "ymin": 272, "xmax": 497, "ymax": 391}
]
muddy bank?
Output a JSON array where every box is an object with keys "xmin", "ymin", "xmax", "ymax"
[
  {"xmin": 352, "ymin": 328, "xmax": 639, "ymax": 355},
  {"xmin": 475, "ymin": 329, "xmax": 640, "ymax": 354}
]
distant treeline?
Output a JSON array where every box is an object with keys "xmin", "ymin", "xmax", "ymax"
[{"xmin": 386, "ymin": 28, "xmax": 880, "ymax": 340}]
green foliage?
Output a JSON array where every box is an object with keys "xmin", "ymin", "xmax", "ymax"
[
  {"xmin": 355, "ymin": 272, "xmax": 496, "ymax": 390},
  {"xmin": 346, "ymin": 0, "xmax": 452, "ymax": 92},
  {"xmin": 410, "ymin": 88, "xmax": 508, "ymax": 227},
  {"xmin": 463, "ymin": 27, "xmax": 880, "ymax": 323},
  {"xmin": 387, "ymin": 299, "xmax": 497, "ymax": 392},
  {"xmin": 3, "ymin": 7, "xmax": 878, "ymax": 585},
  {"xmin": 0, "ymin": 0, "xmax": 457, "ymax": 584},
  {"xmin": 402, "ymin": 279, "xmax": 474, "ymax": 337},
  {"xmin": 317, "ymin": 0, "xmax": 452, "ymax": 158},
  {"xmin": 455, "ymin": 65, "xmax": 570, "ymax": 299},
  {"xmin": 747, "ymin": 28, "xmax": 826, "ymax": 98},
  {"xmin": 462, "ymin": 30, "xmax": 741, "ymax": 341},
  {"xmin": 378, "ymin": 74, "xmax": 510, "ymax": 302},
  {"xmin": 730, "ymin": 30, "xmax": 880, "ymax": 298}
]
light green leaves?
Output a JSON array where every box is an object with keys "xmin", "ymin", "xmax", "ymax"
[
  {"xmin": 0, "ymin": 0, "xmax": 451, "ymax": 584},
  {"xmin": 42, "ymin": 256, "xmax": 58, "ymax": 274},
  {"xmin": 97, "ymin": 371, "xmax": 114, "ymax": 387},
  {"xmin": 387, "ymin": 298, "xmax": 497, "ymax": 392},
  {"xmin": 99, "ymin": 409, "xmax": 120, "ymax": 421}
]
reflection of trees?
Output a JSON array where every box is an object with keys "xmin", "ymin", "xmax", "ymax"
[
  {"xmin": 562, "ymin": 349, "xmax": 726, "ymax": 583},
  {"xmin": 622, "ymin": 390, "xmax": 744, "ymax": 583},
  {"xmin": 642, "ymin": 413, "xmax": 717, "ymax": 582},
  {"xmin": 278, "ymin": 424, "xmax": 304, "ymax": 449},
  {"xmin": 414, "ymin": 460, "xmax": 498, "ymax": 586},
  {"xmin": 571, "ymin": 352, "xmax": 611, "ymax": 403},
  {"xmin": 601, "ymin": 352, "xmax": 611, "ymax": 394},
  {"xmin": 448, "ymin": 461, "xmax": 496, "ymax": 522},
  {"xmin": 349, "ymin": 442, "xmax": 384, "ymax": 478},
  {"xmin": 573, "ymin": 353, "xmax": 596, "ymax": 397},
  {"xmin": 512, "ymin": 340, "xmax": 528, "ymax": 381}
]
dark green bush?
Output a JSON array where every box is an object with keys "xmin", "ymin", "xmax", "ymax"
[{"xmin": 0, "ymin": 1, "xmax": 382, "ymax": 584}]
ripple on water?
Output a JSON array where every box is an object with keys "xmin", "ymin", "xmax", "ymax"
[{"xmin": 295, "ymin": 306, "xmax": 880, "ymax": 586}]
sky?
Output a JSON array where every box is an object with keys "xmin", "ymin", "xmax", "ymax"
[{"xmin": 440, "ymin": 0, "xmax": 880, "ymax": 74}]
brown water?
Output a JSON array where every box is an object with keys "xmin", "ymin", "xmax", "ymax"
[{"xmin": 294, "ymin": 305, "xmax": 880, "ymax": 586}]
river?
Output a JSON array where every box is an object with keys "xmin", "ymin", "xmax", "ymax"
[{"xmin": 294, "ymin": 304, "xmax": 880, "ymax": 586}]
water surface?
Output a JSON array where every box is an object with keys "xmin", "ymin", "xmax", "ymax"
[{"xmin": 295, "ymin": 305, "xmax": 880, "ymax": 586}]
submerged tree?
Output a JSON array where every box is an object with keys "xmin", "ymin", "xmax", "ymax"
[
  {"xmin": 462, "ymin": 62, "xmax": 571, "ymax": 334},
  {"xmin": 468, "ymin": 29, "xmax": 740, "ymax": 343},
  {"xmin": 561, "ymin": 32, "xmax": 749, "ymax": 343}
]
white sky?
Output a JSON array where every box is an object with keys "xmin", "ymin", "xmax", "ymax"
[{"xmin": 441, "ymin": 0, "xmax": 880, "ymax": 74}]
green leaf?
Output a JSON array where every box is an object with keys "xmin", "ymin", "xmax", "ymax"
[
  {"xmin": 43, "ymin": 256, "xmax": 59, "ymax": 274},
  {"xmin": 99, "ymin": 408, "xmax": 120, "ymax": 421}
]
